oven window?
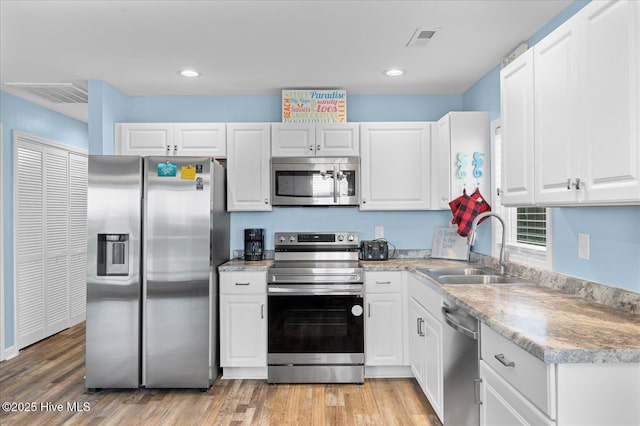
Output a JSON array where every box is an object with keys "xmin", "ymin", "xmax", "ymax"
[
  {"xmin": 268, "ymin": 295, "xmax": 364, "ymax": 354},
  {"xmin": 274, "ymin": 170, "xmax": 335, "ymax": 198}
]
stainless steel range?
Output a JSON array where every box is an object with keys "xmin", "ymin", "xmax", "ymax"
[{"xmin": 267, "ymin": 232, "xmax": 364, "ymax": 384}]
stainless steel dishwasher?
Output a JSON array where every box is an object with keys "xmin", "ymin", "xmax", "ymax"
[{"xmin": 441, "ymin": 301, "xmax": 480, "ymax": 426}]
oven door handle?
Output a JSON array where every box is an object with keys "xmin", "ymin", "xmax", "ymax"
[
  {"xmin": 269, "ymin": 274, "xmax": 362, "ymax": 284},
  {"xmin": 267, "ymin": 284, "xmax": 363, "ymax": 296}
]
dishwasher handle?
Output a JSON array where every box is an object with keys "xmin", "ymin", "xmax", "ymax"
[{"xmin": 442, "ymin": 305, "xmax": 478, "ymax": 340}]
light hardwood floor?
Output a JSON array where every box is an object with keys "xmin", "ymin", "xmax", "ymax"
[{"xmin": 0, "ymin": 323, "xmax": 442, "ymax": 425}]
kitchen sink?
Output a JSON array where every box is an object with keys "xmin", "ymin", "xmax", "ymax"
[
  {"xmin": 435, "ymin": 274, "xmax": 532, "ymax": 285},
  {"xmin": 421, "ymin": 267, "xmax": 494, "ymax": 276},
  {"xmin": 417, "ymin": 267, "xmax": 534, "ymax": 285}
]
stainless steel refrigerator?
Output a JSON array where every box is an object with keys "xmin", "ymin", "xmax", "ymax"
[{"xmin": 86, "ymin": 156, "xmax": 229, "ymax": 389}]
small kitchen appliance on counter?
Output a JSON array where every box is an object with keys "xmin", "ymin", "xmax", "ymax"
[
  {"xmin": 360, "ymin": 240, "xmax": 389, "ymax": 260},
  {"xmin": 244, "ymin": 228, "xmax": 265, "ymax": 261}
]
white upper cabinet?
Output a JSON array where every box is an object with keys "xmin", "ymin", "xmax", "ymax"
[
  {"xmin": 271, "ymin": 123, "xmax": 316, "ymax": 156},
  {"xmin": 271, "ymin": 123, "xmax": 359, "ymax": 157},
  {"xmin": 360, "ymin": 122, "xmax": 432, "ymax": 210},
  {"xmin": 173, "ymin": 123, "xmax": 226, "ymax": 157},
  {"xmin": 226, "ymin": 123, "xmax": 272, "ymax": 211},
  {"xmin": 116, "ymin": 123, "xmax": 226, "ymax": 157},
  {"xmin": 434, "ymin": 112, "xmax": 490, "ymax": 209},
  {"xmin": 117, "ymin": 123, "xmax": 173, "ymax": 156},
  {"xmin": 534, "ymin": 16, "xmax": 580, "ymax": 205},
  {"xmin": 500, "ymin": 49, "xmax": 535, "ymax": 206},
  {"xmin": 578, "ymin": 0, "xmax": 640, "ymax": 204},
  {"xmin": 315, "ymin": 123, "xmax": 360, "ymax": 156},
  {"xmin": 501, "ymin": 0, "xmax": 640, "ymax": 206}
]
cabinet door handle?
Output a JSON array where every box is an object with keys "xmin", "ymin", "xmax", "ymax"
[
  {"xmin": 173, "ymin": 145, "xmax": 178, "ymax": 154},
  {"xmin": 309, "ymin": 144, "xmax": 314, "ymax": 151},
  {"xmin": 494, "ymin": 353, "xmax": 516, "ymax": 367},
  {"xmin": 316, "ymin": 144, "xmax": 321, "ymax": 151},
  {"xmin": 261, "ymin": 304, "xmax": 265, "ymax": 319},
  {"xmin": 264, "ymin": 198, "xmax": 269, "ymax": 204},
  {"xmin": 474, "ymin": 378, "xmax": 483, "ymax": 405},
  {"xmin": 567, "ymin": 178, "xmax": 582, "ymax": 190},
  {"xmin": 166, "ymin": 145, "xmax": 171, "ymax": 154},
  {"xmin": 368, "ymin": 303, "xmax": 371, "ymax": 317},
  {"xmin": 235, "ymin": 282, "xmax": 250, "ymax": 286},
  {"xmin": 417, "ymin": 318, "xmax": 425, "ymax": 336}
]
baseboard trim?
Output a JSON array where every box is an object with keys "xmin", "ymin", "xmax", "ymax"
[
  {"xmin": 365, "ymin": 365, "xmax": 413, "ymax": 378},
  {"xmin": 221, "ymin": 367, "xmax": 268, "ymax": 380},
  {"xmin": 2, "ymin": 345, "xmax": 19, "ymax": 361}
]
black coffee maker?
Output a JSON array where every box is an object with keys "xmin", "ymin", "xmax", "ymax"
[{"xmin": 244, "ymin": 228, "xmax": 265, "ymax": 261}]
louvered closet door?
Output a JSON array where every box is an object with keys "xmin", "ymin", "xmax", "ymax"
[
  {"xmin": 43, "ymin": 146, "xmax": 70, "ymax": 337},
  {"xmin": 68, "ymin": 153, "xmax": 87, "ymax": 326},
  {"xmin": 15, "ymin": 141, "xmax": 46, "ymax": 348}
]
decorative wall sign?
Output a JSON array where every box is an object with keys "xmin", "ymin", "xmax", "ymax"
[{"xmin": 282, "ymin": 90, "xmax": 347, "ymax": 123}]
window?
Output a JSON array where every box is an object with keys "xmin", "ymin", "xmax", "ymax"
[{"xmin": 491, "ymin": 120, "xmax": 552, "ymax": 270}]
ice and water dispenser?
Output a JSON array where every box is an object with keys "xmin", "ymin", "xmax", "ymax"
[{"xmin": 97, "ymin": 234, "xmax": 130, "ymax": 276}]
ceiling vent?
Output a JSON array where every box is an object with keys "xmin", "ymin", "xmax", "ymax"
[
  {"xmin": 4, "ymin": 82, "xmax": 88, "ymax": 103},
  {"xmin": 406, "ymin": 28, "xmax": 436, "ymax": 48}
]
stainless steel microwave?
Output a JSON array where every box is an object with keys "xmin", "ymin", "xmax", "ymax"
[{"xmin": 271, "ymin": 157, "xmax": 360, "ymax": 206}]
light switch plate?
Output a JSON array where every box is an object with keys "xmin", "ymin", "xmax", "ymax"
[
  {"xmin": 578, "ymin": 233, "xmax": 590, "ymax": 260},
  {"xmin": 375, "ymin": 225, "xmax": 384, "ymax": 239}
]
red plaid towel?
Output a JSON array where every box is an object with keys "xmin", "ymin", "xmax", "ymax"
[
  {"xmin": 451, "ymin": 188, "xmax": 491, "ymax": 237},
  {"xmin": 449, "ymin": 189, "xmax": 467, "ymax": 224}
]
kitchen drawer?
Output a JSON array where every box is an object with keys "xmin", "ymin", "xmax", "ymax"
[
  {"xmin": 481, "ymin": 323, "xmax": 556, "ymax": 418},
  {"xmin": 480, "ymin": 360, "xmax": 555, "ymax": 426},
  {"xmin": 364, "ymin": 271, "xmax": 402, "ymax": 293},
  {"xmin": 220, "ymin": 271, "xmax": 267, "ymax": 294},
  {"xmin": 407, "ymin": 272, "xmax": 442, "ymax": 318}
]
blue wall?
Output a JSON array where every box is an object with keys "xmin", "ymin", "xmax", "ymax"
[
  {"xmin": 1, "ymin": 91, "xmax": 89, "ymax": 350},
  {"xmin": 462, "ymin": 0, "xmax": 640, "ymax": 292}
]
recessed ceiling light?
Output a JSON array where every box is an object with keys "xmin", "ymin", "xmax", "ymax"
[
  {"xmin": 383, "ymin": 69, "xmax": 405, "ymax": 77},
  {"xmin": 179, "ymin": 69, "xmax": 200, "ymax": 77}
]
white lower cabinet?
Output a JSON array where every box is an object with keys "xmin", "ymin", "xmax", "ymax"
[
  {"xmin": 364, "ymin": 272, "xmax": 404, "ymax": 367},
  {"xmin": 480, "ymin": 361, "xmax": 555, "ymax": 426},
  {"xmin": 407, "ymin": 273, "xmax": 444, "ymax": 421},
  {"xmin": 480, "ymin": 322, "xmax": 640, "ymax": 426},
  {"xmin": 219, "ymin": 271, "xmax": 267, "ymax": 378}
]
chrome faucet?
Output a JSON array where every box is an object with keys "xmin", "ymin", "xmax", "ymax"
[{"xmin": 467, "ymin": 211, "xmax": 508, "ymax": 275}]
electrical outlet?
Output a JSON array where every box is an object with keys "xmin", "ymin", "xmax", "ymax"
[
  {"xmin": 375, "ymin": 225, "xmax": 384, "ymax": 239},
  {"xmin": 578, "ymin": 233, "xmax": 590, "ymax": 260}
]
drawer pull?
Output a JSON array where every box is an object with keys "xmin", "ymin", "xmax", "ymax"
[
  {"xmin": 235, "ymin": 282, "xmax": 251, "ymax": 286},
  {"xmin": 375, "ymin": 280, "xmax": 391, "ymax": 285},
  {"xmin": 495, "ymin": 353, "xmax": 516, "ymax": 367}
]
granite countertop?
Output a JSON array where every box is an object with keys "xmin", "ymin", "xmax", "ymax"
[
  {"xmin": 219, "ymin": 258, "xmax": 273, "ymax": 271},
  {"xmin": 362, "ymin": 258, "xmax": 640, "ymax": 364},
  {"xmin": 218, "ymin": 257, "xmax": 640, "ymax": 364}
]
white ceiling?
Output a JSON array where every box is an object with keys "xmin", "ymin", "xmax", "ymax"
[{"xmin": 0, "ymin": 0, "xmax": 571, "ymax": 123}]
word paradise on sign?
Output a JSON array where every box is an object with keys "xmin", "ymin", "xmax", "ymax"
[{"xmin": 282, "ymin": 90, "xmax": 347, "ymax": 123}]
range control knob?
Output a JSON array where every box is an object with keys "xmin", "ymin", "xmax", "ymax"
[
  {"xmin": 289, "ymin": 235, "xmax": 296, "ymax": 243},
  {"xmin": 278, "ymin": 235, "xmax": 286, "ymax": 243},
  {"xmin": 337, "ymin": 235, "xmax": 345, "ymax": 241},
  {"xmin": 347, "ymin": 234, "xmax": 355, "ymax": 242}
]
